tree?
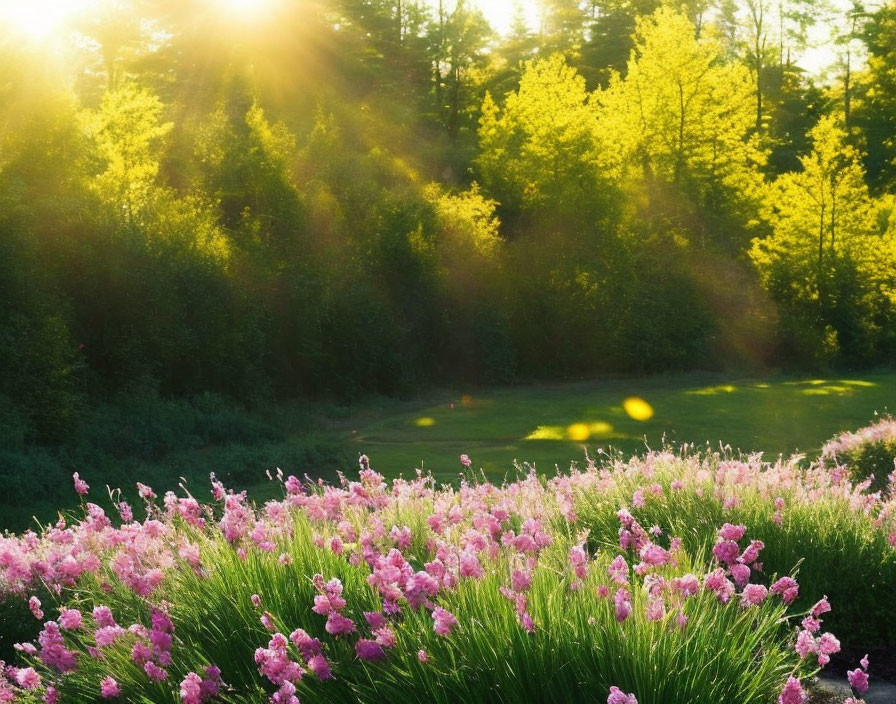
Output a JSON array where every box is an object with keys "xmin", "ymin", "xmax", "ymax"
[
  {"xmin": 750, "ymin": 115, "xmax": 890, "ymax": 363},
  {"xmin": 598, "ymin": 8, "xmax": 764, "ymax": 244},
  {"xmin": 476, "ymin": 54, "xmax": 620, "ymax": 225},
  {"xmin": 81, "ymin": 83, "xmax": 173, "ymax": 226},
  {"xmin": 428, "ymin": 0, "xmax": 493, "ymax": 140},
  {"xmin": 854, "ymin": 0, "xmax": 896, "ymax": 190}
]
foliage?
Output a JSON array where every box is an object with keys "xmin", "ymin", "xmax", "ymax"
[
  {"xmin": 821, "ymin": 415, "xmax": 896, "ymax": 493},
  {"xmin": 750, "ymin": 116, "xmax": 896, "ymax": 366}
]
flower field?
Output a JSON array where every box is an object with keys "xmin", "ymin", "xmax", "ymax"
[{"xmin": 1, "ymin": 429, "xmax": 894, "ymax": 703}]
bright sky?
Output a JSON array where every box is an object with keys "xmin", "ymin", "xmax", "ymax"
[
  {"xmin": 0, "ymin": 0, "xmax": 864, "ymax": 78},
  {"xmin": 471, "ymin": 0, "xmax": 541, "ymax": 35}
]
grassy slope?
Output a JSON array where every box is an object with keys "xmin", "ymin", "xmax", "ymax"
[
  {"xmin": 327, "ymin": 371, "xmax": 896, "ymax": 484},
  {"xmin": 4, "ymin": 371, "xmax": 895, "ymax": 531}
]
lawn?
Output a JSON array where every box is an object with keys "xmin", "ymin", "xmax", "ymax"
[{"xmin": 321, "ymin": 371, "xmax": 896, "ymax": 484}]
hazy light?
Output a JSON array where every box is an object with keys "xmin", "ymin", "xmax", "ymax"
[
  {"xmin": 0, "ymin": 0, "xmax": 93, "ymax": 40},
  {"xmin": 414, "ymin": 417, "xmax": 436, "ymax": 427},
  {"xmin": 221, "ymin": 0, "xmax": 275, "ymax": 15},
  {"xmin": 623, "ymin": 397, "xmax": 654, "ymax": 421},
  {"xmin": 525, "ymin": 421, "xmax": 615, "ymax": 441}
]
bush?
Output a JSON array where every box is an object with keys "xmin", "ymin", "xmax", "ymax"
[
  {"xmin": 821, "ymin": 416, "xmax": 896, "ymax": 493},
  {"xmin": 570, "ymin": 447, "xmax": 896, "ymax": 649}
]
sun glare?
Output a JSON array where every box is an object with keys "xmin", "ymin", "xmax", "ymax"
[
  {"xmin": 223, "ymin": 0, "xmax": 273, "ymax": 14},
  {"xmin": 0, "ymin": 0, "xmax": 93, "ymax": 40}
]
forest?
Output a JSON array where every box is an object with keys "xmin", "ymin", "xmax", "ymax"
[{"xmin": 1, "ymin": 0, "xmax": 895, "ymax": 474}]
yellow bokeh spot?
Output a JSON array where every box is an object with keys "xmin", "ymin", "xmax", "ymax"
[
  {"xmin": 414, "ymin": 417, "xmax": 436, "ymax": 427},
  {"xmin": 567, "ymin": 423, "xmax": 590, "ymax": 441},
  {"xmin": 525, "ymin": 425, "xmax": 565, "ymax": 440},
  {"xmin": 686, "ymin": 384, "xmax": 736, "ymax": 396},
  {"xmin": 461, "ymin": 394, "xmax": 473, "ymax": 406},
  {"xmin": 589, "ymin": 421, "xmax": 614, "ymax": 436},
  {"xmin": 623, "ymin": 397, "xmax": 654, "ymax": 421}
]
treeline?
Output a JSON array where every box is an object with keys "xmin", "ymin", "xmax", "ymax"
[{"xmin": 1, "ymin": 0, "xmax": 896, "ymax": 452}]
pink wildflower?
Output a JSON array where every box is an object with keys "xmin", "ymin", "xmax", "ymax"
[
  {"xmin": 73, "ymin": 472, "xmax": 90, "ymax": 496},
  {"xmin": 179, "ymin": 672, "xmax": 203, "ymax": 704},
  {"xmin": 355, "ymin": 638, "xmax": 386, "ymax": 661},
  {"xmin": 795, "ymin": 630, "xmax": 816, "ymax": 659},
  {"xmin": 432, "ymin": 607, "xmax": 458, "ymax": 636},
  {"xmin": 28, "ymin": 596, "xmax": 43, "ymax": 620},
  {"xmin": 810, "ymin": 596, "xmax": 831, "ymax": 618},
  {"xmin": 15, "ymin": 668, "xmax": 41, "ymax": 690},
  {"xmin": 718, "ymin": 523, "xmax": 747, "ymax": 541},
  {"xmin": 770, "ymin": 576, "xmax": 799, "ymax": 604},
  {"xmin": 740, "ymin": 583, "xmax": 768, "ymax": 607},
  {"xmin": 607, "ymin": 685, "xmax": 638, "ymax": 704},
  {"xmin": 609, "ymin": 555, "xmax": 629, "ymax": 584},
  {"xmin": 848, "ymin": 668, "xmax": 869, "ymax": 696},
  {"xmin": 777, "ymin": 676, "xmax": 805, "ymax": 704},
  {"xmin": 614, "ymin": 587, "xmax": 632, "ymax": 622},
  {"xmin": 100, "ymin": 676, "xmax": 120, "ymax": 699},
  {"xmin": 817, "ymin": 632, "xmax": 840, "ymax": 656},
  {"xmin": 417, "ymin": 649, "xmax": 429, "ymax": 663},
  {"xmin": 325, "ymin": 612, "xmax": 356, "ymax": 636},
  {"xmin": 460, "ymin": 454, "xmax": 472, "ymax": 467}
]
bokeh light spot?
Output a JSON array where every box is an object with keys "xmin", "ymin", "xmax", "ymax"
[
  {"xmin": 414, "ymin": 417, "xmax": 436, "ymax": 427},
  {"xmin": 567, "ymin": 423, "xmax": 590, "ymax": 441},
  {"xmin": 623, "ymin": 397, "xmax": 654, "ymax": 421}
]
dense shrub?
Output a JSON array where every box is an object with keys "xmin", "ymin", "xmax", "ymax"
[{"xmin": 821, "ymin": 416, "xmax": 896, "ymax": 493}]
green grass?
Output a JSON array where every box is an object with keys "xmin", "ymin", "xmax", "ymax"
[
  {"xmin": 4, "ymin": 371, "xmax": 894, "ymax": 532},
  {"xmin": 323, "ymin": 371, "xmax": 896, "ymax": 484}
]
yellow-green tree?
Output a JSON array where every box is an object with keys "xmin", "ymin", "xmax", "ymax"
[
  {"xmin": 82, "ymin": 83, "xmax": 173, "ymax": 226},
  {"xmin": 476, "ymin": 53, "xmax": 621, "ymax": 223},
  {"xmin": 750, "ymin": 115, "xmax": 894, "ymax": 362},
  {"xmin": 598, "ymin": 7, "xmax": 764, "ymax": 242}
]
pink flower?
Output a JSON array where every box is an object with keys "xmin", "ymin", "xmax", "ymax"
[
  {"xmin": 73, "ymin": 472, "xmax": 90, "ymax": 496},
  {"xmin": 15, "ymin": 667, "xmax": 41, "ymax": 690},
  {"xmin": 251, "ymin": 594, "xmax": 262, "ymax": 608},
  {"xmin": 632, "ymin": 490, "xmax": 645, "ymax": 508},
  {"xmin": 614, "ymin": 587, "xmax": 632, "ymax": 622},
  {"xmin": 144, "ymin": 661, "xmax": 168, "ymax": 681},
  {"xmin": 730, "ymin": 563, "xmax": 751, "ymax": 587},
  {"xmin": 28, "ymin": 596, "xmax": 43, "ymax": 620},
  {"xmin": 179, "ymin": 672, "xmax": 203, "ymax": 704},
  {"xmin": 432, "ymin": 607, "xmax": 458, "ymax": 637},
  {"xmin": 645, "ymin": 598, "xmax": 665, "ymax": 621},
  {"xmin": 848, "ymin": 668, "xmax": 869, "ymax": 695},
  {"xmin": 861, "ymin": 654, "xmax": 869, "ymax": 670},
  {"xmin": 777, "ymin": 676, "xmax": 804, "ymax": 704},
  {"xmin": 100, "ymin": 676, "xmax": 120, "ymax": 699},
  {"xmin": 817, "ymin": 632, "xmax": 840, "ymax": 656},
  {"xmin": 306, "ymin": 655, "xmax": 332, "ymax": 680},
  {"xmin": 770, "ymin": 576, "xmax": 799, "ymax": 604},
  {"xmin": 712, "ymin": 539, "xmax": 740, "ymax": 565},
  {"xmin": 511, "ymin": 569, "xmax": 532, "ymax": 592},
  {"xmin": 795, "ymin": 630, "xmax": 816, "ymax": 659},
  {"xmin": 356, "ymin": 638, "xmax": 386, "ymax": 661},
  {"xmin": 325, "ymin": 612, "xmax": 356, "ymax": 636},
  {"xmin": 718, "ymin": 523, "xmax": 747, "ymax": 541},
  {"xmin": 740, "ymin": 583, "xmax": 768, "ymax": 607},
  {"xmin": 417, "ymin": 649, "xmax": 429, "ymax": 663},
  {"xmin": 609, "ymin": 555, "xmax": 629, "ymax": 584},
  {"xmin": 460, "ymin": 454, "xmax": 472, "ymax": 467},
  {"xmin": 58, "ymin": 608, "xmax": 82, "ymax": 630},
  {"xmin": 810, "ymin": 597, "xmax": 831, "ymax": 618},
  {"xmin": 607, "ymin": 685, "xmax": 638, "ymax": 704}
]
